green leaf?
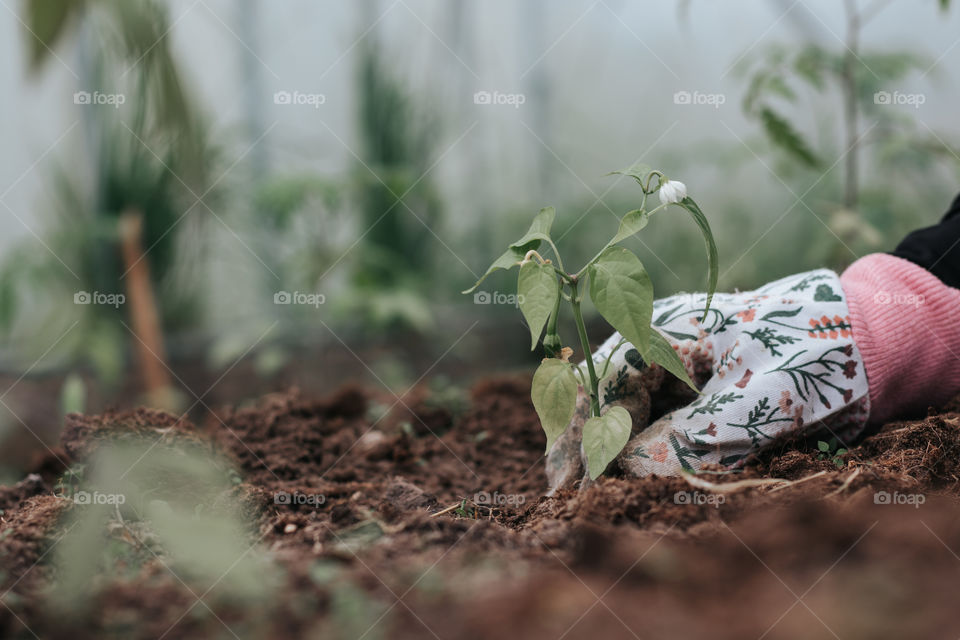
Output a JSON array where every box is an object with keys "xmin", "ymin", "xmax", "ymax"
[
  {"xmin": 518, "ymin": 262, "xmax": 559, "ymax": 350},
  {"xmin": 742, "ymin": 70, "xmax": 767, "ymax": 113},
  {"xmin": 611, "ymin": 209, "xmax": 650, "ymax": 244},
  {"xmin": 758, "ymin": 107, "xmax": 821, "ymax": 168},
  {"xmin": 607, "ymin": 163, "xmax": 655, "ymax": 189},
  {"xmin": 817, "ymin": 441, "xmax": 830, "ymax": 452},
  {"xmin": 673, "ymin": 196, "xmax": 719, "ymax": 319},
  {"xmin": 765, "ymin": 75, "xmax": 796, "ymax": 101},
  {"xmin": 0, "ymin": 271, "xmax": 16, "ymax": 333},
  {"xmin": 642, "ymin": 330, "xmax": 697, "ymax": 392},
  {"xmin": 794, "ymin": 45, "xmax": 829, "ymax": 90},
  {"xmin": 583, "ymin": 406, "xmax": 632, "ymax": 480},
  {"xmin": 531, "ymin": 359, "xmax": 579, "ymax": 454},
  {"xmin": 462, "ymin": 242, "xmax": 539, "ymax": 294},
  {"xmin": 857, "ymin": 52, "xmax": 930, "ymax": 87},
  {"xmin": 510, "ymin": 206, "xmax": 556, "ymax": 249},
  {"xmin": 24, "ymin": 0, "xmax": 81, "ymax": 71},
  {"xmin": 589, "ymin": 247, "xmax": 654, "ymax": 351}
]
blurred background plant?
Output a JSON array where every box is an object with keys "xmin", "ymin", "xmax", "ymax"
[
  {"xmin": 215, "ymin": 26, "xmax": 443, "ymax": 383},
  {"xmin": 736, "ymin": 0, "xmax": 958, "ymax": 269},
  {"xmin": 347, "ymin": 36, "xmax": 442, "ymax": 333},
  {"xmin": 0, "ymin": 0, "xmax": 219, "ymax": 398}
]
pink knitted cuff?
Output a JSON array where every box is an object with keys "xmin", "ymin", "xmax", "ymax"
[{"xmin": 840, "ymin": 253, "xmax": 960, "ymax": 424}]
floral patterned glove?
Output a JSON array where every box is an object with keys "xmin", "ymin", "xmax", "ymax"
[{"xmin": 546, "ymin": 268, "xmax": 871, "ymax": 492}]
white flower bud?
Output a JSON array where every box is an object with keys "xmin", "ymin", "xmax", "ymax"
[{"xmin": 658, "ymin": 179, "xmax": 687, "ymax": 205}]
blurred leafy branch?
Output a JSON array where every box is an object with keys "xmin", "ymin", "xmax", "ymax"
[
  {"xmin": 24, "ymin": 0, "xmax": 207, "ymax": 170},
  {"xmin": 737, "ymin": 0, "xmax": 956, "ymax": 213},
  {"xmin": 1, "ymin": 0, "xmax": 219, "ymax": 387}
]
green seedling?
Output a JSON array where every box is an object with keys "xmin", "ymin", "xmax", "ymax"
[
  {"xmin": 817, "ymin": 438, "xmax": 848, "ymax": 469},
  {"xmin": 464, "ymin": 165, "xmax": 718, "ymax": 479}
]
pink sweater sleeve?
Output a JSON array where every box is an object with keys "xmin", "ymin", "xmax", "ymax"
[{"xmin": 840, "ymin": 253, "xmax": 960, "ymax": 424}]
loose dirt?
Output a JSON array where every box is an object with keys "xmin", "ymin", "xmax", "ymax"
[{"xmin": 1, "ymin": 376, "xmax": 959, "ymax": 639}]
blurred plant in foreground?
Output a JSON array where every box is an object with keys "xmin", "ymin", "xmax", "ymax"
[{"xmin": 51, "ymin": 443, "xmax": 277, "ymax": 628}]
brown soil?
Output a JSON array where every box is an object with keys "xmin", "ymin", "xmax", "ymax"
[{"xmin": 1, "ymin": 376, "xmax": 960, "ymax": 639}]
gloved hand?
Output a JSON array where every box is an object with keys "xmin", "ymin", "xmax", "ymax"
[{"xmin": 547, "ymin": 252, "xmax": 960, "ymax": 492}]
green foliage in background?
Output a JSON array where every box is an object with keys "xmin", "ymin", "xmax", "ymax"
[
  {"xmin": 736, "ymin": 0, "xmax": 959, "ymax": 271},
  {"xmin": 248, "ymin": 34, "xmax": 444, "ymax": 353},
  {"xmin": 251, "ymin": 175, "xmax": 347, "ymax": 303},
  {"xmin": 0, "ymin": 0, "xmax": 218, "ymax": 382},
  {"xmin": 741, "ymin": 42, "xmax": 936, "ymax": 175},
  {"xmin": 350, "ymin": 39, "xmax": 444, "ymax": 330}
]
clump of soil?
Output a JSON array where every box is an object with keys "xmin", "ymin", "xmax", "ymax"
[
  {"xmin": 2, "ymin": 376, "xmax": 960, "ymax": 639},
  {"xmin": 61, "ymin": 407, "xmax": 213, "ymax": 462}
]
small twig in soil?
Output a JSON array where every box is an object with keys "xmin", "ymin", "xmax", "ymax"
[
  {"xmin": 681, "ymin": 473, "xmax": 789, "ymax": 494},
  {"xmin": 430, "ymin": 503, "xmax": 461, "ymax": 518},
  {"xmin": 824, "ymin": 467, "xmax": 862, "ymax": 498},
  {"xmin": 431, "ymin": 500, "xmax": 498, "ymax": 520},
  {"xmin": 767, "ymin": 470, "xmax": 830, "ymax": 493}
]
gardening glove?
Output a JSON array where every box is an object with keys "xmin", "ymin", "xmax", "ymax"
[{"xmin": 548, "ymin": 253, "xmax": 960, "ymax": 490}]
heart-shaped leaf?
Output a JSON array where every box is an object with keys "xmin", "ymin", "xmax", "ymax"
[
  {"xmin": 462, "ymin": 241, "xmax": 539, "ymax": 294},
  {"xmin": 510, "ymin": 206, "xmax": 556, "ymax": 249},
  {"xmin": 518, "ymin": 262, "xmax": 559, "ymax": 349},
  {"xmin": 607, "ymin": 163, "xmax": 655, "ymax": 189},
  {"xmin": 643, "ymin": 329, "xmax": 697, "ymax": 392},
  {"xmin": 588, "ymin": 247, "xmax": 654, "ymax": 350},
  {"xmin": 531, "ymin": 359, "xmax": 579, "ymax": 454},
  {"xmin": 611, "ymin": 209, "xmax": 650, "ymax": 244},
  {"xmin": 583, "ymin": 406, "xmax": 632, "ymax": 479}
]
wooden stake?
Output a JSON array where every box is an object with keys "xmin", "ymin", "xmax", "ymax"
[{"xmin": 118, "ymin": 210, "xmax": 174, "ymax": 409}]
